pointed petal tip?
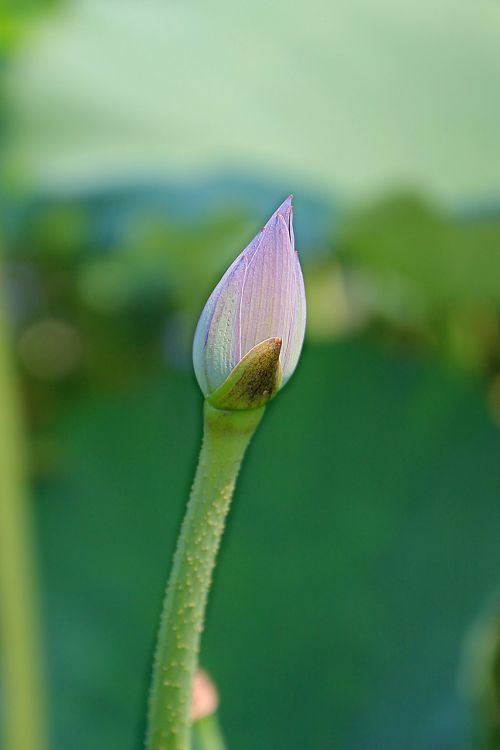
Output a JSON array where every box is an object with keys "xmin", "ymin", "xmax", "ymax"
[
  {"xmin": 271, "ymin": 196, "xmax": 294, "ymax": 240},
  {"xmin": 275, "ymin": 195, "xmax": 293, "ymax": 215}
]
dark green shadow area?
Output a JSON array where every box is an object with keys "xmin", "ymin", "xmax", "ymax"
[{"xmin": 35, "ymin": 338, "xmax": 500, "ymax": 750}]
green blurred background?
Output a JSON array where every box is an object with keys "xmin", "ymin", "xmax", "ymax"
[{"xmin": 1, "ymin": 2, "xmax": 500, "ymax": 749}]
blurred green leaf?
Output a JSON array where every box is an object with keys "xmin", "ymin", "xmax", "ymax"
[
  {"xmin": 35, "ymin": 339, "xmax": 500, "ymax": 750},
  {"xmin": 4, "ymin": 1, "xmax": 500, "ymax": 202},
  {"xmin": 341, "ymin": 195, "xmax": 500, "ymax": 307}
]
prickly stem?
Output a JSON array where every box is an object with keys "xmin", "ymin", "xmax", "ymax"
[{"xmin": 146, "ymin": 401, "xmax": 264, "ymax": 750}]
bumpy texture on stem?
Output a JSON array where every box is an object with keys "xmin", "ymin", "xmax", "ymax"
[
  {"xmin": 0, "ymin": 280, "xmax": 47, "ymax": 750},
  {"xmin": 147, "ymin": 402, "xmax": 264, "ymax": 750}
]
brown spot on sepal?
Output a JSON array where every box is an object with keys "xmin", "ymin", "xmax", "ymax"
[{"xmin": 208, "ymin": 337, "xmax": 282, "ymax": 411}]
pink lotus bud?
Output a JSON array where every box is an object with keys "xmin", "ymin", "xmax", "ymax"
[{"xmin": 193, "ymin": 196, "xmax": 306, "ymax": 407}]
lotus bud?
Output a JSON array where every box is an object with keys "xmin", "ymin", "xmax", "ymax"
[{"xmin": 193, "ymin": 196, "xmax": 306, "ymax": 410}]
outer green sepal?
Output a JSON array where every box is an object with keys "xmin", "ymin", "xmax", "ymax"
[{"xmin": 207, "ymin": 337, "xmax": 282, "ymax": 411}]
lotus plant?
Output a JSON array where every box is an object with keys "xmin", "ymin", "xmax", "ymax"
[{"xmin": 146, "ymin": 196, "xmax": 306, "ymax": 750}]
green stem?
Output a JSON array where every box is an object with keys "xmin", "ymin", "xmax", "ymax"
[
  {"xmin": 0, "ymin": 276, "xmax": 47, "ymax": 750},
  {"xmin": 147, "ymin": 401, "xmax": 264, "ymax": 750},
  {"xmin": 192, "ymin": 715, "xmax": 227, "ymax": 750}
]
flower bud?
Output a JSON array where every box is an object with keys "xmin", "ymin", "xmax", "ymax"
[{"xmin": 193, "ymin": 196, "xmax": 306, "ymax": 409}]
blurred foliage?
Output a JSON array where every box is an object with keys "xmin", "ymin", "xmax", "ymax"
[
  {"xmin": 1, "ymin": 183, "xmax": 499, "ymax": 750},
  {"xmin": 462, "ymin": 597, "xmax": 500, "ymax": 750},
  {"xmin": 1, "ymin": 3, "xmax": 500, "ymax": 749},
  {"xmin": 4, "ymin": 1, "xmax": 500, "ymax": 204},
  {"xmin": 307, "ymin": 194, "xmax": 500, "ymax": 378},
  {"xmin": 0, "ymin": 0, "xmax": 59, "ymax": 55},
  {"xmin": 3, "ymin": 187, "xmax": 500, "ymax": 435},
  {"xmin": 33, "ymin": 338, "xmax": 500, "ymax": 750}
]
